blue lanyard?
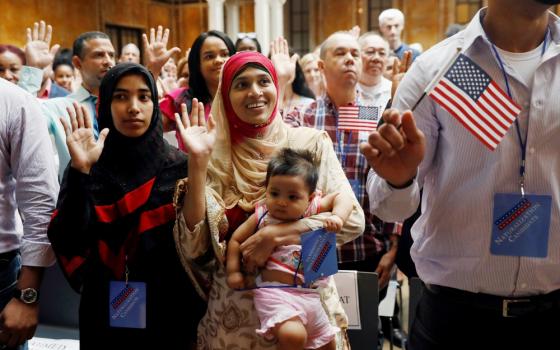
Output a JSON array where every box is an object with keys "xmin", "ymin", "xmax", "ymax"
[{"xmin": 489, "ymin": 29, "xmax": 549, "ymax": 196}]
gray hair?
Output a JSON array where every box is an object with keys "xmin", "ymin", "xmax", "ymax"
[
  {"xmin": 358, "ymin": 32, "xmax": 390, "ymax": 52},
  {"xmin": 378, "ymin": 8, "xmax": 405, "ymax": 26}
]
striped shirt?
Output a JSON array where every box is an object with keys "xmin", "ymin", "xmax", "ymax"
[
  {"xmin": 0, "ymin": 79, "xmax": 58, "ymax": 266},
  {"xmin": 368, "ymin": 8, "xmax": 560, "ymax": 296}
]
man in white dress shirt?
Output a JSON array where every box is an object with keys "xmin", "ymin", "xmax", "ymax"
[
  {"xmin": 362, "ymin": 0, "xmax": 560, "ymax": 349},
  {"xmin": 0, "ymin": 79, "xmax": 58, "ymax": 348}
]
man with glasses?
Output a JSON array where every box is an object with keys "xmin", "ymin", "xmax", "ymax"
[{"xmin": 358, "ymin": 33, "xmax": 392, "ymax": 109}]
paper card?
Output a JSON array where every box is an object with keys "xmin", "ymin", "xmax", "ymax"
[
  {"xmin": 333, "ymin": 270, "xmax": 361, "ymax": 330},
  {"xmin": 491, "ymin": 193, "xmax": 551, "ymax": 257},
  {"xmin": 301, "ymin": 228, "xmax": 338, "ymax": 286},
  {"xmin": 109, "ymin": 281, "xmax": 147, "ymax": 329}
]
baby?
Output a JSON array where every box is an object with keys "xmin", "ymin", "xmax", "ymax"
[{"xmin": 226, "ymin": 148, "xmax": 354, "ymax": 350}]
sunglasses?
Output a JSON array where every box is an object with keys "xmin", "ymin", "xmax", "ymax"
[{"xmin": 237, "ymin": 32, "xmax": 257, "ymax": 40}]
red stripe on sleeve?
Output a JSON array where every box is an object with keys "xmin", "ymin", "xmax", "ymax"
[
  {"xmin": 137, "ymin": 203, "xmax": 176, "ymax": 234},
  {"xmin": 95, "ymin": 177, "xmax": 156, "ymax": 223},
  {"xmin": 59, "ymin": 255, "xmax": 86, "ymax": 276}
]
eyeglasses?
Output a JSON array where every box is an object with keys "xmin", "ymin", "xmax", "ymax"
[{"xmin": 237, "ymin": 32, "xmax": 257, "ymax": 40}]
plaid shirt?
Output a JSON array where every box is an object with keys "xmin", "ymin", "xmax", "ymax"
[{"xmin": 285, "ymin": 94, "xmax": 400, "ymax": 263}]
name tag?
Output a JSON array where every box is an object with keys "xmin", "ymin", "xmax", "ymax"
[
  {"xmin": 109, "ymin": 281, "xmax": 147, "ymax": 329},
  {"xmin": 491, "ymin": 193, "xmax": 552, "ymax": 257}
]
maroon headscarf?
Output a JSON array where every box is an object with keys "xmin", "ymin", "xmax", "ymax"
[{"xmin": 220, "ymin": 51, "xmax": 279, "ymax": 143}]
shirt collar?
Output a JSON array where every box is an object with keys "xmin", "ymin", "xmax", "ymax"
[
  {"xmin": 323, "ymin": 89, "xmax": 361, "ymax": 110},
  {"xmin": 70, "ymin": 85, "xmax": 95, "ymax": 103}
]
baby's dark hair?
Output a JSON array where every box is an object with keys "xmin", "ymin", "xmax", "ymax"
[{"xmin": 265, "ymin": 148, "xmax": 319, "ymax": 194}]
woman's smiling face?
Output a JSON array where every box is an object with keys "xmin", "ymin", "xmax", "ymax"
[{"xmin": 228, "ymin": 66, "xmax": 277, "ymax": 125}]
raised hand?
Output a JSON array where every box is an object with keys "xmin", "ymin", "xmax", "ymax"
[
  {"xmin": 348, "ymin": 25, "xmax": 361, "ymax": 39},
  {"xmin": 60, "ymin": 102, "xmax": 109, "ymax": 174},
  {"xmin": 390, "ymin": 50, "xmax": 413, "ymax": 98},
  {"xmin": 24, "ymin": 20, "xmax": 60, "ymax": 69},
  {"xmin": 270, "ymin": 37, "xmax": 298, "ymax": 86},
  {"xmin": 174, "ymin": 99, "xmax": 216, "ymax": 161},
  {"xmin": 360, "ymin": 109, "xmax": 425, "ymax": 187},
  {"xmin": 143, "ymin": 26, "xmax": 181, "ymax": 80}
]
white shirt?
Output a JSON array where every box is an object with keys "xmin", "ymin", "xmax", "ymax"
[
  {"xmin": 0, "ymin": 79, "xmax": 58, "ymax": 266},
  {"xmin": 358, "ymin": 77, "xmax": 392, "ymax": 109},
  {"xmin": 367, "ymin": 8, "xmax": 560, "ymax": 297},
  {"xmin": 495, "ymin": 42, "xmax": 544, "ymax": 88}
]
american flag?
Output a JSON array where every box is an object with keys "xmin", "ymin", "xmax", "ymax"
[
  {"xmin": 428, "ymin": 53, "xmax": 521, "ymax": 150},
  {"xmin": 338, "ymin": 105, "xmax": 380, "ymax": 132}
]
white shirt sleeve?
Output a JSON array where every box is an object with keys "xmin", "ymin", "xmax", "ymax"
[
  {"xmin": 366, "ymin": 169, "xmax": 420, "ymax": 221},
  {"xmin": 9, "ymin": 89, "xmax": 59, "ymax": 267}
]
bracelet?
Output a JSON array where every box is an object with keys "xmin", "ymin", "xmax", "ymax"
[{"xmin": 387, "ymin": 177, "xmax": 415, "ymax": 189}]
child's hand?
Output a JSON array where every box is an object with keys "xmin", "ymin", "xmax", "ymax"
[
  {"xmin": 227, "ymin": 272, "xmax": 246, "ymax": 290},
  {"xmin": 324, "ymin": 214, "xmax": 344, "ymax": 233}
]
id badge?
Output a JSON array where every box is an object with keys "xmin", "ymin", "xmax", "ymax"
[
  {"xmin": 491, "ymin": 193, "xmax": 552, "ymax": 257},
  {"xmin": 301, "ymin": 228, "xmax": 338, "ymax": 287},
  {"xmin": 348, "ymin": 179, "xmax": 361, "ymax": 200},
  {"xmin": 109, "ymin": 281, "xmax": 147, "ymax": 329}
]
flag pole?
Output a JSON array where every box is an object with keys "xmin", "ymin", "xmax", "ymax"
[{"xmin": 410, "ymin": 47, "xmax": 463, "ymax": 112}]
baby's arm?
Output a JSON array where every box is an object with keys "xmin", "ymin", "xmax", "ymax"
[
  {"xmin": 318, "ymin": 192, "xmax": 355, "ymax": 233},
  {"xmin": 226, "ymin": 213, "xmax": 258, "ymax": 289}
]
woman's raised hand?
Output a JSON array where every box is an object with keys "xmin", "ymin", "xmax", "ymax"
[
  {"xmin": 60, "ymin": 102, "xmax": 109, "ymax": 174},
  {"xmin": 270, "ymin": 37, "xmax": 298, "ymax": 86},
  {"xmin": 143, "ymin": 25, "xmax": 181, "ymax": 80},
  {"xmin": 175, "ymin": 99, "xmax": 216, "ymax": 162}
]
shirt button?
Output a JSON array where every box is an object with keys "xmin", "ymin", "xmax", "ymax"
[
  {"xmin": 529, "ymin": 147, "xmax": 535, "ymax": 154},
  {"xmin": 521, "ymin": 283, "xmax": 528, "ymax": 289},
  {"xmin": 533, "ymin": 100, "xmax": 543, "ymax": 108}
]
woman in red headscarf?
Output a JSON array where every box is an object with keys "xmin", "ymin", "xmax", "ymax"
[{"xmin": 173, "ymin": 51, "xmax": 365, "ymax": 349}]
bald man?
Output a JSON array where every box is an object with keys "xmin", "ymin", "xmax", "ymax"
[
  {"xmin": 286, "ymin": 32, "xmax": 401, "ymax": 348},
  {"xmin": 119, "ymin": 43, "xmax": 140, "ymax": 64}
]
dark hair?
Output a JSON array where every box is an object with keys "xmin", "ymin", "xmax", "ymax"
[
  {"xmin": 187, "ymin": 30, "xmax": 235, "ymax": 103},
  {"xmin": 73, "ymin": 31, "xmax": 110, "ymax": 59},
  {"xmin": 53, "ymin": 48, "xmax": 74, "ymax": 73},
  {"xmin": 265, "ymin": 148, "xmax": 318, "ymax": 194},
  {"xmin": 0, "ymin": 45, "xmax": 25, "ymax": 65},
  {"xmin": 235, "ymin": 36, "xmax": 262, "ymax": 53},
  {"xmin": 291, "ymin": 52, "xmax": 315, "ymax": 99}
]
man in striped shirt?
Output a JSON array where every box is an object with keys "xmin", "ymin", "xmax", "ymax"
[{"xmin": 364, "ymin": 1, "xmax": 560, "ymax": 349}]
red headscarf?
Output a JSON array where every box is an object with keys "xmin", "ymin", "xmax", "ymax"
[{"xmin": 220, "ymin": 51, "xmax": 279, "ymax": 143}]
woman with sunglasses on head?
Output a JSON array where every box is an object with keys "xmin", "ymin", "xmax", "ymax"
[
  {"xmin": 173, "ymin": 50, "xmax": 364, "ymax": 349},
  {"xmin": 235, "ymin": 32, "xmax": 262, "ymax": 53},
  {"xmin": 159, "ymin": 30, "xmax": 235, "ymax": 151},
  {"xmin": 47, "ymin": 63, "xmax": 205, "ymax": 349}
]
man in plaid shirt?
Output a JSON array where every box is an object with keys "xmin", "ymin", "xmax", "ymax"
[{"xmin": 285, "ymin": 31, "xmax": 404, "ymax": 347}]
